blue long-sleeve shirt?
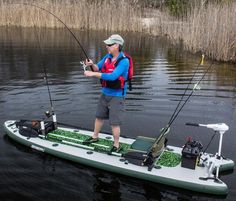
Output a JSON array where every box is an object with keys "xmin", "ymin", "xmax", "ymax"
[{"xmin": 97, "ymin": 51, "xmax": 129, "ymax": 97}]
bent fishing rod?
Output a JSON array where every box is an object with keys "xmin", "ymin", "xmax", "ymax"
[
  {"xmin": 6, "ymin": 2, "xmax": 93, "ymax": 126},
  {"xmin": 7, "ymin": 2, "xmax": 90, "ymax": 60}
]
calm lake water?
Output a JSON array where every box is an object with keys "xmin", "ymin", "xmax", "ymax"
[{"xmin": 0, "ymin": 27, "xmax": 236, "ymax": 201}]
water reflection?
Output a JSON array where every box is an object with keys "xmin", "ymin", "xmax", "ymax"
[
  {"xmin": 93, "ymin": 173, "xmax": 121, "ymax": 201},
  {"xmin": 0, "ymin": 27, "xmax": 236, "ymax": 201},
  {"xmin": 92, "ymin": 169, "xmax": 228, "ymax": 201}
]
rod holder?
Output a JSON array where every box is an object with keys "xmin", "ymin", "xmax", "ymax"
[
  {"xmin": 40, "ymin": 121, "xmax": 45, "ymax": 135},
  {"xmin": 52, "ymin": 114, "xmax": 57, "ymax": 129}
]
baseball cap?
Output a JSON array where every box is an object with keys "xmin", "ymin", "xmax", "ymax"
[{"xmin": 103, "ymin": 34, "xmax": 124, "ymax": 46}]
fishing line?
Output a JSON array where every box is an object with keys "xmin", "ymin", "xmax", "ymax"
[
  {"xmin": 146, "ymin": 59, "xmax": 215, "ymax": 164},
  {"xmin": 167, "ymin": 61, "xmax": 214, "ymax": 128},
  {"xmin": 202, "ymin": 131, "xmax": 217, "ymax": 154},
  {"xmin": 5, "ymin": 2, "xmax": 95, "ymax": 127},
  {"xmin": 160, "ymin": 59, "xmax": 213, "ymax": 137},
  {"xmin": 32, "ymin": 25, "xmax": 54, "ymax": 112},
  {"xmin": 6, "ymin": 2, "xmax": 93, "ymax": 115},
  {"xmin": 167, "ymin": 55, "xmax": 204, "ymax": 127},
  {"xmin": 7, "ymin": 2, "xmax": 90, "ymax": 60}
]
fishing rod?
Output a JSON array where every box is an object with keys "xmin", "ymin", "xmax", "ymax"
[
  {"xmin": 167, "ymin": 54, "xmax": 204, "ymax": 128},
  {"xmin": 33, "ymin": 26, "xmax": 53, "ymax": 109},
  {"xmin": 157, "ymin": 55, "xmax": 209, "ymax": 135},
  {"xmin": 5, "ymin": 2, "xmax": 94, "ymax": 132},
  {"xmin": 167, "ymin": 61, "xmax": 213, "ymax": 127},
  {"xmin": 7, "ymin": 2, "xmax": 90, "ymax": 60},
  {"xmin": 144, "ymin": 57, "xmax": 214, "ymax": 168},
  {"xmin": 32, "ymin": 25, "xmax": 58, "ymax": 132}
]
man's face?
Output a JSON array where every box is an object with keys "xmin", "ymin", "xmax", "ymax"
[{"xmin": 106, "ymin": 43, "xmax": 119, "ymax": 54}]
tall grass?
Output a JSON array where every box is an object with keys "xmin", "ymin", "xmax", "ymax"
[
  {"xmin": 0, "ymin": 0, "xmax": 142, "ymax": 31},
  {"xmin": 0, "ymin": 0, "xmax": 235, "ymax": 62},
  {"xmin": 149, "ymin": 2, "xmax": 236, "ymax": 62}
]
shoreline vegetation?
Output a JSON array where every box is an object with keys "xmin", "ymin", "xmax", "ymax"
[{"xmin": 0, "ymin": 0, "xmax": 235, "ymax": 62}]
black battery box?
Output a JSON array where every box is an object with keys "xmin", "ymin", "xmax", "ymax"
[{"xmin": 181, "ymin": 139, "xmax": 203, "ymax": 169}]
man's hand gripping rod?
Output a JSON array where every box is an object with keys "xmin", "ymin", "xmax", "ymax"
[{"xmin": 80, "ymin": 60, "xmax": 94, "ymax": 72}]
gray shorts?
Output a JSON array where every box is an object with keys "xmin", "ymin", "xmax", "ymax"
[{"xmin": 96, "ymin": 94, "xmax": 125, "ymax": 125}]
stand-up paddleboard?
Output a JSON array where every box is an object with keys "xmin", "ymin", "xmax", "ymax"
[
  {"xmin": 3, "ymin": 119, "xmax": 234, "ymax": 195},
  {"xmin": 3, "ymin": 2, "xmax": 234, "ymax": 196}
]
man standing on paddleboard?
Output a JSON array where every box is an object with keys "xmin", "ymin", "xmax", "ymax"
[{"xmin": 83, "ymin": 34, "xmax": 131, "ymax": 154}]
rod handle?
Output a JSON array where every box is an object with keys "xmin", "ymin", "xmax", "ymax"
[
  {"xmin": 90, "ymin": 65, "xmax": 94, "ymax": 72},
  {"xmin": 185, "ymin": 122, "xmax": 199, "ymax": 127},
  {"xmin": 86, "ymin": 59, "xmax": 94, "ymax": 72}
]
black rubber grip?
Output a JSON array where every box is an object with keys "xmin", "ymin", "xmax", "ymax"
[
  {"xmin": 185, "ymin": 122, "xmax": 199, "ymax": 127},
  {"xmin": 90, "ymin": 65, "xmax": 94, "ymax": 72}
]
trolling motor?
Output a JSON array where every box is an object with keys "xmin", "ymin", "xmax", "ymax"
[
  {"xmin": 186, "ymin": 122, "xmax": 229, "ymax": 158},
  {"xmin": 185, "ymin": 122, "xmax": 229, "ymax": 180}
]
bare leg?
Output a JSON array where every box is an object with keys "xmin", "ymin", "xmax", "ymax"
[
  {"xmin": 111, "ymin": 125, "xmax": 120, "ymax": 148},
  {"xmin": 93, "ymin": 118, "xmax": 104, "ymax": 138}
]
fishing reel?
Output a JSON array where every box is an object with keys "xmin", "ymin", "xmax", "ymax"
[
  {"xmin": 45, "ymin": 110, "xmax": 53, "ymax": 118},
  {"xmin": 80, "ymin": 60, "xmax": 94, "ymax": 71},
  {"xmin": 43, "ymin": 110, "xmax": 58, "ymax": 130},
  {"xmin": 80, "ymin": 61, "xmax": 87, "ymax": 71}
]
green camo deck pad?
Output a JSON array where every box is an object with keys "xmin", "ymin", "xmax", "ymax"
[
  {"xmin": 156, "ymin": 151, "xmax": 181, "ymax": 167},
  {"xmin": 46, "ymin": 129, "xmax": 181, "ymax": 167},
  {"xmin": 46, "ymin": 129, "xmax": 131, "ymax": 154}
]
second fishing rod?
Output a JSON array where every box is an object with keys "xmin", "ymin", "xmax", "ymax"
[{"xmin": 144, "ymin": 55, "xmax": 215, "ymax": 168}]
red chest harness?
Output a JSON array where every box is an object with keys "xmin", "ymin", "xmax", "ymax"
[{"xmin": 100, "ymin": 57, "xmax": 126, "ymax": 89}]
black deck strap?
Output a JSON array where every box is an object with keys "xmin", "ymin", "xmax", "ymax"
[
  {"xmin": 123, "ymin": 150, "xmax": 147, "ymax": 166},
  {"xmin": 143, "ymin": 152, "xmax": 155, "ymax": 171},
  {"xmin": 123, "ymin": 150, "xmax": 155, "ymax": 171},
  {"xmin": 199, "ymin": 177, "xmax": 223, "ymax": 184}
]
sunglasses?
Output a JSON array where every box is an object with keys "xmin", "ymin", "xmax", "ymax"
[{"xmin": 107, "ymin": 43, "xmax": 116, "ymax": 47}]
